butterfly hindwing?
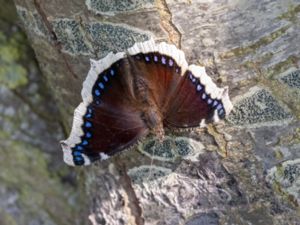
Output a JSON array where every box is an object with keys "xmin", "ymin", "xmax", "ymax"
[{"xmin": 164, "ymin": 69, "xmax": 227, "ymax": 128}]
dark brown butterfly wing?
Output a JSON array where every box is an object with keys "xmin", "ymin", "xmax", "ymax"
[
  {"xmin": 164, "ymin": 70, "xmax": 226, "ymax": 128},
  {"xmin": 63, "ymin": 59, "xmax": 148, "ymax": 166},
  {"xmin": 61, "ymin": 40, "xmax": 232, "ymax": 166}
]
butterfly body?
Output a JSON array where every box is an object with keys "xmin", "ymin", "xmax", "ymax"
[{"xmin": 61, "ymin": 40, "xmax": 233, "ymax": 166}]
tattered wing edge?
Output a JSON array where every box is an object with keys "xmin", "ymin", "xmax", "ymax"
[
  {"xmin": 61, "ymin": 52, "xmax": 126, "ymax": 166},
  {"xmin": 127, "ymin": 38, "xmax": 189, "ymax": 75}
]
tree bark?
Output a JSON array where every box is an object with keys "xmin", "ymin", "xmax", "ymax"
[{"xmin": 14, "ymin": 0, "xmax": 300, "ymax": 224}]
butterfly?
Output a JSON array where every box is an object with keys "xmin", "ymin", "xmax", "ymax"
[{"xmin": 60, "ymin": 39, "xmax": 233, "ymax": 166}]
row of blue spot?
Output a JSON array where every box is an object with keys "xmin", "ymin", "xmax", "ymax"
[
  {"xmin": 135, "ymin": 53, "xmax": 180, "ymax": 73},
  {"xmin": 71, "ymin": 106, "xmax": 94, "ymax": 165},
  {"xmin": 93, "ymin": 68, "xmax": 115, "ymax": 103},
  {"xmin": 188, "ymin": 72, "xmax": 225, "ymax": 118},
  {"xmin": 72, "ymin": 67, "xmax": 118, "ymax": 165}
]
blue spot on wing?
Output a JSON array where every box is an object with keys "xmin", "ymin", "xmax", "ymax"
[
  {"xmin": 218, "ymin": 108, "xmax": 225, "ymax": 118},
  {"xmin": 75, "ymin": 145, "xmax": 83, "ymax": 151},
  {"xmin": 213, "ymin": 100, "xmax": 218, "ymax": 107},
  {"xmin": 218, "ymin": 108, "xmax": 224, "ymax": 115},
  {"xmin": 98, "ymin": 82, "xmax": 104, "ymax": 89},
  {"xmin": 82, "ymin": 140, "xmax": 88, "ymax": 146},
  {"xmin": 85, "ymin": 113, "xmax": 92, "ymax": 119},
  {"xmin": 207, "ymin": 98, "xmax": 213, "ymax": 104},
  {"xmin": 217, "ymin": 104, "xmax": 223, "ymax": 110},
  {"xmin": 103, "ymin": 75, "xmax": 108, "ymax": 82},
  {"xmin": 197, "ymin": 84, "xmax": 202, "ymax": 92},
  {"xmin": 85, "ymin": 121, "xmax": 92, "ymax": 128},
  {"xmin": 110, "ymin": 69, "xmax": 115, "ymax": 76},
  {"xmin": 73, "ymin": 151, "xmax": 82, "ymax": 156},
  {"xmin": 94, "ymin": 89, "xmax": 101, "ymax": 96},
  {"xmin": 74, "ymin": 156, "xmax": 84, "ymax": 165},
  {"xmin": 86, "ymin": 132, "xmax": 92, "ymax": 138}
]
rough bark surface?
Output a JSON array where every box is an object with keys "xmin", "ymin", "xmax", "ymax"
[
  {"xmin": 0, "ymin": 1, "xmax": 87, "ymax": 225},
  {"xmin": 13, "ymin": 0, "xmax": 300, "ymax": 224}
]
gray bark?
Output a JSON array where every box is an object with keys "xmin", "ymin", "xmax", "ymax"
[{"xmin": 13, "ymin": 0, "xmax": 300, "ymax": 224}]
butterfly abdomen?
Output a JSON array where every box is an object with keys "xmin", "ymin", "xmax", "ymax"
[{"xmin": 133, "ymin": 75, "xmax": 165, "ymax": 139}]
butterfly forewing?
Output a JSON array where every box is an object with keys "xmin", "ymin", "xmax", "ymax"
[{"xmin": 70, "ymin": 61, "xmax": 149, "ymax": 165}]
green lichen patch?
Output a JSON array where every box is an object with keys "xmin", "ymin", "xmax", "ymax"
[
  {"xmin": 277, "ymin": 4, "xmax": 300, "ymax": 22},
  {"xmin": 266, "ymin": 55, "xmax": 299, "ymax": 79},
  {"xmin": 0, "ymin": 138, "xmax": 77, "ymax": 225},
  {"xmin": 16, "ymin": 6, "xmax": 47, "ymax": 37},
  {"xmin": 174, "ymin": 137, "xmax": 205, "ymax": 161},
  {"xmin": 128, "ymin": 165, "xmax": 172, "ymax": 184},
  {"xmin": 175, "ymin": 138, "xmax": 193, "ymax": 156},
  {"xmin": 0, "ymin": 210, "xmax": 17, "ymax": 225},
  {"xmin": 228, "ymin": 87, "xmax": 293, "ymax": 127},
  {"xmin": 0, "ymin": 0, "xmax": 18, "ymax": 24},
  {"xmin": 278, "ymin": 68, "xmax": 300, "ymax": 89},
  {"xmin": 139, "ymin": 137, "xmax": 176, "ymax": 161},
  {"xmin": 266, "ymin": 159, "xmax": 300, "ymax": 207},
  {"xmin": 241, "ymin": 52, "xmax": 274, "ymax": 70},
  {"xmin": 220, "ymin": 26, "xmax": 290, "ymax": 59},
  {"xmin": 86, "ymin": 0, "xmax": 154, "ymax": 15},
  {"xmin": 269, "ymin": 68, "xmax": 300, "ymax": 118},
  {"xmin": 138, "ymin": 136, "xmax": 205, "ymax": 161},
  {"xmin": 52, "ymin": 19, "xmax": 90, "ymax": 55},
  {"xmin": 51, "ymin": 19, "xmax": 150, "ymax": 56},
  {"xmin": 0, "ymin": 31, "xmax": 28, "ymax": 89},
  {"xmin": 86, "ymin": 22, "xmax": 150, "ymax": 57},
  {"xmin": 278, "ymin": 127, "xmax": 300, "ymax": 146}
]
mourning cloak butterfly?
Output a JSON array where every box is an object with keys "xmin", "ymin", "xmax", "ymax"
[{"xmin": 61, "ymin": 39, "xmax": 233, "ymax": 166}]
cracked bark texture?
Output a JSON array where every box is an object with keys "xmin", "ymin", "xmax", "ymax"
[{"xmin": 12, "ymin": 0, "xmax": 300, "ymax": 224}]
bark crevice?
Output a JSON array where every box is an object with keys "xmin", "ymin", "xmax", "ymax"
[
  {"xmin": 33, "ymin": 0, "xmax": 78, "ymax": 79},
  {"xmin": 118, "ymin": 163, "xmax": 145, "ymax": 225},
  {"xmin": 155, "ymin": 0, "xmax": 182, "ymax": 48}
]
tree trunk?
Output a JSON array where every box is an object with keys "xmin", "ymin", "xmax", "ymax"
[{"xmin": 13, "ymin": 0, "xmax": 300, "ymax": 224}]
